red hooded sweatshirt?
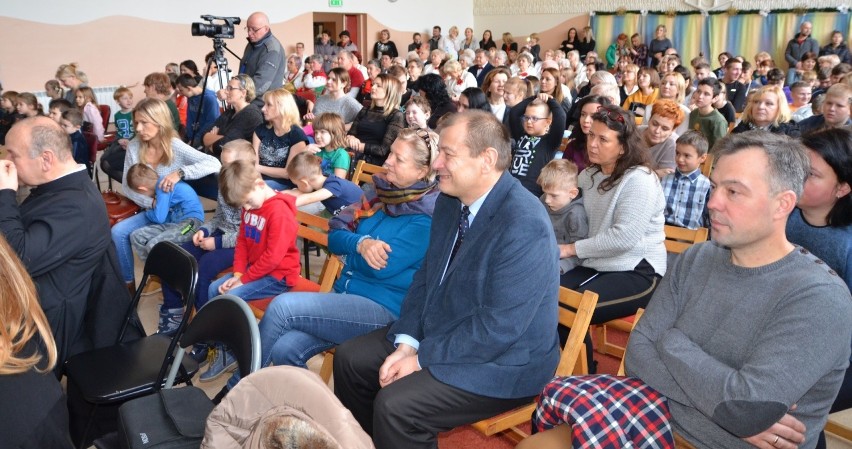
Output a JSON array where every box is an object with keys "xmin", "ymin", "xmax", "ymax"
[{"xmin": 234, "ymin": 192, "xmax": 301, "ymax": 286}]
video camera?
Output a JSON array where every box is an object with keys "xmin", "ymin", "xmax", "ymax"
[{"xmin": 191, "ymin": 15, "xmax": 241, "ymax": 39}]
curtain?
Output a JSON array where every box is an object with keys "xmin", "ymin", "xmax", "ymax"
[{"xmin": 592, "ymin": 10, "xmax": 851, "ymax": 70}]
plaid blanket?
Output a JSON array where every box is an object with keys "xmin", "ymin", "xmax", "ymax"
[{"xmin": 533, "ymin": 375, "xmax": 675, "ymax": 449}]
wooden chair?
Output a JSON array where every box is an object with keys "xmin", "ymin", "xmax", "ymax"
[
  {"xmin": 596, "ymin": 225, "xmax": 708, "ymax": 359},
  {"xmin": 350, "ymin": 159, "xmax": 386, "ymax": 185},
  {"xmin": 699, "ymin": 153, "xmax": 714, "ymax": 178},
  {"xmin": 470, "ymin": 287, "xmax": 599, "ymax": 443}
]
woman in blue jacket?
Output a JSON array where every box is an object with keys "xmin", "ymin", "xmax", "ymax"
[{"xmin": 254, "ymin": 128, "xmax": 439, "ymax": 372}]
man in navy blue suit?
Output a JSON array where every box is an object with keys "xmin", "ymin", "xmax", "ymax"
[
  {"xmin": 334, "ymin": 110, "xmax": 561, "ymax": 449},
  {"xmin": 469, "ymin": 49, "xmax": 494, "ymax": 86}
]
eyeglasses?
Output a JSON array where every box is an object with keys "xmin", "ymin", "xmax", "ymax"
[
  {"xmin": 592, "ymin": 106, "xmax": 626, "ymax": 124},
  {"xmin": 225, "ymin": 85, "xmax": 245, "ymax": 91},
  {"xmin": 244, "ymin": 25, "xmax": 266, "ymax": 33},
  {"xmin": 522, "ymin": 115, "xmax": 548, "ymax": 123}
]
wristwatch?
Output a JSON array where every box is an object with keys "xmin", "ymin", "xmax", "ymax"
[{"xmin": 177, "ymin": 168, "xmax": 186, "ymax": 179}]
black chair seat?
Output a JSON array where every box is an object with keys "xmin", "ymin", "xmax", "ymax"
[{"xmin": 65, "ymin": 334, "xmax": 199, "ymax": 403}]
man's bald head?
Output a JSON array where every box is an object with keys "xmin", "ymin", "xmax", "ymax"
[
  {"xmin": 13, "ymin": 116, "xmax": 72, "ymax": 160},
  {"xmin": 246, "ymin": 12, "xmax": 270, "ymax": 43}
]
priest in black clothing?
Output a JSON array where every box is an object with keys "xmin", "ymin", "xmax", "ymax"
[{"xmin": 0, "ymin": 116, "xmax": 132, "ymax": 371}]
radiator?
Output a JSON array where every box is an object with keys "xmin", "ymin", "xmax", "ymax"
[{"xmin": 34, "ymin": 85, "xmax": 122, "ymax": 125}]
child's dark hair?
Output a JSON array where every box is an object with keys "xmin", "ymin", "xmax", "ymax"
[
  {"xmin": 127, "ymin": 163, "xmax": 159, "ymax": 191},
  {"xmin": 62, "ymin": 109, "xmax": 84, "ymax": 127},
  {"xmin": 312, "ymin": 112, "xmax": 348, "ymax": 149},
  {"xmin": 176, "ymin": 74, "xmax": 200, "ymax": 89},
  {"xmin": 49, "ymin": 98, "xmax": 74, "ymax": 114},
  {"xmin": 286, "ymin": 152, "xmax": 323, "ymax": 181},
  {"xmin": 676, "ymin": 130, "xmax": 709, "ymax": 156},
  {"xmin": 800, "ymin": 127, "xmax": 852, "ymax": 227},
  {"xmin": 220, "ymin": 159, "xmax": 261, "ymax": 208},
  {"xmin": 17, "ymin": 93, "xmax": 44, "ymax": 115},
  {"xmin": 697, "ymin": 78, "xmax": 722, "ymax": 97}
]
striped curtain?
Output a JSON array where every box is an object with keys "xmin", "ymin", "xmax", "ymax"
[
  {"xmin": 593, "ymin": 10, "xmax": 851, "ymax": 70},
  {"xmin": 590, "ymin": 13, "xmax": 642, "ymax": 57},
  {"xmin": 708, "ymin": 13, "xmax": 769, "ymax": 65}
]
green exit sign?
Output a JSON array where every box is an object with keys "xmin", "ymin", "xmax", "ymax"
[{"xmin": 329, "ymin": 0, "xmax": 342, "ymax": 6}]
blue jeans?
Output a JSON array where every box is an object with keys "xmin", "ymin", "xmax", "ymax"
[
  {"xmin": 226, "ymin": 292, "xmax": 395, "ymax": 389},
  {"xmin": 208, "ymin": 273, "xmax": 291, "ymax": 303},
  {"xmin": 263, "ymin": 178, "xmax": 294, "ymax": 191},
  {"xmin": 162, "ymin": 242, "xmax": 235, "ymax": 309},
  {"xmin": 111, "ymin": 213, "xmax": 153, "ymax": 282},
  {"xmin": 259, "ymin": 292, "xmax": 396, "ymax": 368}
]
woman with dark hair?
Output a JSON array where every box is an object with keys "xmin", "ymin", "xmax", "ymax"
[
  {"xmin": 560, "ymin": 27, "xmax": 578, "ymax": 54},
  {"xmin": 457, "ymin": 87, "xmax": 491, "ymax": 113},
  {"xmin": 789, "ymin": 127, "xmax": 852, "ymax": 449},
  {"xmin": 414, "ymin": 73, "xmax": 456, "ymax": 129},
  {"xmin": 346, "ymin": 74, "xmax": 405, "ymax": 165},
  {"xmin": 820, "ymin": 30, "xmax": 851, "ymax": 64},
  {"xmin": 563, "ymin": 95, "xmax": 611, "ymax": 172},
  {"xmin": 305, "ymin": 68, "xmax": 363, "ymax": 125},
  {"xmin": 479, "ymin": 29, "xmax": 497, "ymax": 51},
  {"xmin": 202, "ymin": 74, "xmax": 264, "ymax": 157},
  {"xmin": 179, "ymin": 60, "xmax": 201, "ymax": 79},
  {"xmin": 539, "ymin": 67, "xmax": 572, "ymax": 118},
  {"xmin": 561, "ymin": 104, "xmax": 666, "ymax": 353}
]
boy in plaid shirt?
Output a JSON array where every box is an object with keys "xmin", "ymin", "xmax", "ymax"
[{"xmin": 661, "ymin": 131, "xmax": 711, "ymax": 230}]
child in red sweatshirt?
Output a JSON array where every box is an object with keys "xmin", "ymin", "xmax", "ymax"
[{"xmin": 202, "ymin": 160, "xmax": 301, "ymax": 382}]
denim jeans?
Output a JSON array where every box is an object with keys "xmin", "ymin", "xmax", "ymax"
[
  {"xmin": 263, "ymin": 178, "xmax": 294, "ymax": 191},
  {"xmin": 162, "ymin": 242, "xmax": 235, "ymax": 310},
  {"xmin": 111, "ymin": 213, "xmax": 153, "ymax": 282},
  {"xmin": 259, "ymin": 292, "xmax": 396, "ymax": 368},
  {"xmin": 226, "ymin": 292, "xmax": 395, "ymax": 389},
  {"xmin": 208, "ymin": 273, "xmax": 291, "ymax": 303}
]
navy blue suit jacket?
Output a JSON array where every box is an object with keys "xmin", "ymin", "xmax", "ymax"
[
  {"xmin": 469, "ymin": 62, "xmax": 494, "ymax": 87},
  {"xmin": 389, "ymin": 171, "xmax": 561, "ymax": 399}
]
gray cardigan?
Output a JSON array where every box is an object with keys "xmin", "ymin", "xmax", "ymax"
[
  {"xmin": 122, "ymin": 137, "xmax": 221, "ymax": 209},
  {"xmin": 574, "ymin": 166, "xmax": 667, "ymax": 275}
]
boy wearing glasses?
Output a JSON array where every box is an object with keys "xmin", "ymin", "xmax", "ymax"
[{"xmin": 507, "ymin": 96, "xmax": 567, "ymax": 197}]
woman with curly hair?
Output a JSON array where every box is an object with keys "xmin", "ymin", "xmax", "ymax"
[{"xmin": 414, "ymin": 73, "xmax": 456, "ymax": 129}]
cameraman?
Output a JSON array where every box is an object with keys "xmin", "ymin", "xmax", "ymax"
[{"xmin": 239, "ymin": 12, "xmax": 285, "ymax": 106}]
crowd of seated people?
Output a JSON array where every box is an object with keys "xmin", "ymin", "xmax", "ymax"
[{"xmin": 1, "ymin": 12, "xmax": 852, "ymax": 449}]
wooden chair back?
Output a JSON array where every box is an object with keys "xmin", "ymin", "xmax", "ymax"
[
  {"xmin": 350, "ymin": 160, "xmax": 386, "ymax": 186},
  {"xmin": 470, "ymin": 287, "xmax": 599, "ymax": 441},
  {"xmin": 699, "ymin": 153, "xmax": 714, "ymax": 178},
  {"xmin": 616, "ymin": 308, "xmax": 645, "ymax": 376},
  {"xmin": 664, "ymin": 225, "xmax": 709, "ymax": 254}
]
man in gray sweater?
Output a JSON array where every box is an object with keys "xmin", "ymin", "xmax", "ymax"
[{"xmin": 626, "ymin": 131, "xmax": 852, "ymax": 449}]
